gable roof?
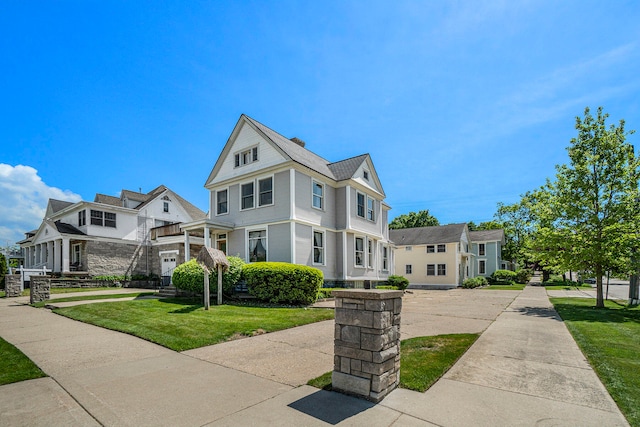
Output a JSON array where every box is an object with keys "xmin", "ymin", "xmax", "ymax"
[
  {"xmin": 94, "ymin": 194, "xmax": 123, "ymax": 207},
  {"xmin": 53, "ymin": 220, "xmax": 85, "ymax": 235},
  {"xmin": 207, "ymin": 115, "xmax": 382, "ymax": 193},
  {"xmin": 470, "ymin": 229, "xmax": 505, "ymax": 243},
  {"xmin": 389, "ymin": 223, "xmax": 468, "ymax": 246},
  {"xmin": 49, "ymin": 199, "xmax": 75, "ymax": 214}
]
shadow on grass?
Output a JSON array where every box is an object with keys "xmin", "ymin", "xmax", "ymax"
[{"xmin": 551, "ymin": 298, "xmax": 640, "ymax": 325}]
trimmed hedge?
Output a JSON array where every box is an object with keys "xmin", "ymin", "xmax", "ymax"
[
  {"xmin": 515, "ymin": 269, "xmax": 533, "ymax": 284},
  {"xmin": 244, "ymin": 262, "xmax": 323, "ymax": 305},
  {"xmin": 386, "ymin": 275, "xmax": 409, "ymax": 291},
  {"xmin": 491, "ymin": 270, "xmax": 518, "ymax": 283},
  {"xmin": 172, "ymin": 257, "xmax": 244, "ymax": 295},
  {"xmin": 462, "ymin": 276, "xmax": 488, "ymax": 289}
]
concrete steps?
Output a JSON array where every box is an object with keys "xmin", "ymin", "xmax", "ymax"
[{"xmin": 157, "ymin": 286, "xmax": 177, "ymax": 298}]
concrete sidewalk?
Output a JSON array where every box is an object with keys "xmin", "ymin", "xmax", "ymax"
[{"xmin": 0, "ymin": 287, "xmax": 629, "ymax": 426}]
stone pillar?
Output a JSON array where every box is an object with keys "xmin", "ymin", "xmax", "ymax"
[
  {"xmin": 5, "ymin": 275, "xmax": 22, "ymax": 297},
  {"xmin": 332, "ymin": 289, "xmax": 402, "ymax": 403},
  {"xmin": 30, "ymin": 276, "xmax": 51, "ymax": 304}
]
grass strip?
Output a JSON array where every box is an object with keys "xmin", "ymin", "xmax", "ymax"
[
  {"xmin": 550, "ymin": 298, "xmax": 639, "ymax": 426},
  {"xmin": 308, "ymin": 333, "xmax": 479, "ymax": 393},
  {"xmin": 53, "ymin": 298, "xmax": 334, "ymax": 351},
  {"xmin": 0, "ymin": 337, "xmax": 47, "ymax": 385},
  {"xmin": 31, "ymin": 292, "xmax": 156, "ymax": 308}
]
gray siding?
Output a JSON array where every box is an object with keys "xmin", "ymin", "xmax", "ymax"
[
  {"xmin": 295, "ymin": 223, "xmax": 312, "ymax": 265},
  {"xmin": 228, "ymin": 229, "xmax": 245, "ymax": 260},
  {"xmin": 268, "ymin": 223, "xmax": 291, "ymax": 262},
  {"xmin": 293, "ymin": 171, "xmax": 336, "ymax": 229},
  {"xmin": 349, "ymin": 187, "xmax": 382, "ymax": 236},
  {"xmin": 335, "ymin": 187, "xmax": 347, "ymax": 229}
]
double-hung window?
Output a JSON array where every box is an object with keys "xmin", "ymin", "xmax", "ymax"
[
  {"xmin": 382, "ymin": 246, "xmax": 388, "ymax": 271},
  {"xmin": 104, "ymin": 212, "xmax": 116, "ymax": 228},
  {"xmin": 356, "ymin": 192, "xmax": 365, "ymax": 218},
  {"xmin": 367, "ymin": 197, "xmax": 375, "ymax": 221},
  {"xmin": 90, "ymin": 210, "xmax": 103, "ymax": 226},
  {"xmin": 312, "ymin": 181, "xmax": 323, "ymax": 209},
  {"xmin": 248, "ymin": 230, "xmax": 267, "ymax": 262},
  {"xmin": 163, "ymin": 201, "xmax": 169, "ymax": 213},
  {"xmin": 438, "ymin": 264, "xmax": 447, "ymax": 276},
  {"xmin": 426, "ymin": 245, "xmax": 435, "ymax": 253},
  {"xmin": 258, "ymin": 177, "xmax": 273, "ymax": 206},
  {"xmin": 216, "ymin": 189, "xmax": 228, "ymax": 215},
  {"xmin": 479, "ymin": 260, "xmax": 486, "ymax": 275},
  {"xmin": 437, "ymin": 244, "xmax": 446, "ymax": 253},
  {"xmin": 405, "ymin": 264, "xmax": 412, "ymax": 274},
  {"xmin": 427, "ymin": 264, "xmax": 436, "ymax": 276},
  {"xmin": 313, "ymin": 230, "xmax": 324, "ymax": 265},
  {"xmin": 479, "ymin": 243, "xmax": 486, "ymax": 256},
  {"xmin": 355, "ymin": 237, "xmax": 365, "ymax": 267},
  {"xmin": 78, "ymin": 210, "xmax": 86, "ymax": 226},
  {"xmin": 367, "ymin": 239, "xmax": 374, "ymax": 268},
  {"xmin": 241, "ymin": 182, "xmax": 254, "ymax": 210}
]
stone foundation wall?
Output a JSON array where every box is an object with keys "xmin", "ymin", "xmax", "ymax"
[
  {"xmin": 332, "ymin": 289, "xmax": 403, "ymax": 402},
  {"xmin": 85, "ymin": 240, "xmax": 152, "ymax": 277},
  {"xmin": 30, "ymin": 276, "xmax": 50, "ymax": 303},
  {"xmin": 4, "ymin": 275, "xmax": 22, "ymax": 297}
]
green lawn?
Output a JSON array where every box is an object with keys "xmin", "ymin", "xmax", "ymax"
[
  {"xmin": 550, "ymin": 298, "xmax": 640, "ymax": 426},
  {"xmin": 0, "ymin": 337, "xmax": 46, "ymax": 385},
  {"xmin": 31, "ymin": 292, "xmax": 156, "ymax": 308},
  {"xmin": 483, "ymin": 283, "xmax": 526, "ymax": 290},
  {"xmin": 308, "ymin": 333, "xmax": 479, "ymax": 393},
  {"xmin": 53, "ymin": 298, "xmax": 335, "ymax": 351},
  {"xmin": 544, "ymin": 284, "xmax": 593, "ymax": 290}
]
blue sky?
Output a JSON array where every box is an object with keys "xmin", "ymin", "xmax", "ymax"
[{"xmin": 2, "ymin": 1, "xmax": 639, "ymax": 245}]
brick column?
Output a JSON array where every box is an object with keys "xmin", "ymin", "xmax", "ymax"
[
  {"xmin": 30, "ymin": 276, "xmax": 51, "ymax": 304},
  {"xmin": 332, "ymin": 289, "xmax": 402, "ymax": 402}
]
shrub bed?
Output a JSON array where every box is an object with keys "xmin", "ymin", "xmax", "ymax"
[
  {"xmin": 386, "ymin": 275, "xmax": 409, "ymax": 290},
  {"xmin": 462, "ymin": 276, "xmax": 488, "ymax": 288},
  {"xmin": 244, "ymin": 262, "xmax": 323, "ymax": 305}
]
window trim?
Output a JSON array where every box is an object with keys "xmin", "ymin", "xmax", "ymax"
[
  {"xmin": 438, "ymin": 263, "xmax": 447, "ymax": 276},
  {"xmin": 247, "ymin": 228, "xmax": 268, "ymax": 263},
  {"xmin": 382, "ymin": 245, "xmax": 388, "ymax": 271},
  {"xmin": 354, "ymin": 236, "xmax": 365, "ymax": 267},
  {"xmin": 257, "ymin": 176, "xmax": 274, "ymax": 207},
  {"xmin": 356, "ymin": 192, "xmax": 366, "ymax": 218},
  {"xmin": 367, "ymin": 238, "xmax": 374, "ymax": 269},
  {"xmin": 216, "ymin": 188, "xmax": 229, "ymax": 216},
  {"xmin": 72, "ymin": 243, "xmax": 81, "ymax": 264},
  {"xmin": 426, "ymin": 245, "xmax": 435, "ymax": 253},
  {"xmin": 163, "ymin": 201, "xmax": 170, "ymax": 213},
  {"xmin": 78, "ymin": 210, "xmax": 86, "ymax": 227},
  {"xmin": 104, "ymin": 212, "xmax": 117, "ymax": 228},
  {"xmin": 312, "ymin": 180, "xmax": 324, "ymax": 210},
  {"xmin": 240, "ymin": 181, "xmax": 255, "ymax": 211},
  {"xmin": 367, "ymin": 197, "xmax": 375, "ymax": 222},
  {"xmin": 405, "ymin": 264, "xmax": 412, "ymax": 275},
  {"xmin": 312, "ymin": 229, "xmax": 325, "ymax": 266},
  {"xmin": 437, "ymin": 244, "xmax": 446, "ymax": 253},
  {"xmin": 479, "ymin": 243, "xmax": 486, "ymax": 256},
  {"xmin": 216, "ymin": 233, "xmax": 227, "ymax": 254},
  {"xmin": 234, "ymin": 145, "xmax": 259, "ymax": 168},
  {"xmin": 478, "ymin": 259, "xmax": 486, "ymax": 275}
]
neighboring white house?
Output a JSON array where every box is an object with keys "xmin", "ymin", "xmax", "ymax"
[
  {"xmin": 181, "ymin": 114, "xmax": 394, "ymax": 287},
  {"xmin": 18, "ymin": 185, "xmax": 206, "ymax": 280},
  {"xmin": 390, "ymin": 224, "xmax": 473, "ymax": 288}
]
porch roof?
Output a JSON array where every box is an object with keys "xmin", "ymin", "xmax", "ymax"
[{"xmin": 180, "ymin": 218, "xmax": 234, "ymax": 233}]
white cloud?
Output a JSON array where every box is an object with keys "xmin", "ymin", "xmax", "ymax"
[{"xmin": 0, "ymin": 164, "xmax": 82, "ymax": 246}]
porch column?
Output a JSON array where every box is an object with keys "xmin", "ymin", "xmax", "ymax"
[
  {"xmin": 204, "ymin": 226, "xmax": 211, "ymax": 248},
  {"xmin": 184, "ymin": 231, "xmax": 190, "ymax": 262},
  {"xmin": 46, "ymin": 241, "xmax": 53, "ymax": 270},
  {"xmin": 53, "ymin": 239, "xmax": 62, "ymax": 273},
  {"xmin": 62, "ymin": 237, "xmax": 70, "ymax": 273}
]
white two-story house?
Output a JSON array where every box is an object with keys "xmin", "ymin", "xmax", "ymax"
[
  {"xmin": 184, "ymin": 114, "xmax": 393, "ymax": 287},
  {"xmin": 18, "ymin": 185, "xmax": 206, "ymax": 279}
]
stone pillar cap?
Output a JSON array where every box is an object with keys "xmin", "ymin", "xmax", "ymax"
[{"xmin": 332, "ymin": 289, "xmax": 403, "ymax": 299}]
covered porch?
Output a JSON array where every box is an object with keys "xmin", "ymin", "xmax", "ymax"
[{"xmin": 179, "ymin": 218, "xmax": 234, "ymax": 260}]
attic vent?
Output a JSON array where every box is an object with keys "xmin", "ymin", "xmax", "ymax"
[{"xmin": 290, "ymin": 137, "xmax": 306, "ymax": 148}]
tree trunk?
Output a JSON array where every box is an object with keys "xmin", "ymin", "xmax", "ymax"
[{"xmin": 595, "ymin": 265, "xmax": 604, "ymax": 308}]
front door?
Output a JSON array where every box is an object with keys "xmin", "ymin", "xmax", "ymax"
[{"xmin": 161, "ymin": 254, "xmax": 177, "ymax": 286}]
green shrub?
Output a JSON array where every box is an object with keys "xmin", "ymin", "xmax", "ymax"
[
  {"xmin": 172, "ymin": 260, "xmax": 205, "ymax": 293},
  {"xmin": 317, "ymin": 287, "xmax": 338, "ymax": 299},
  {"xmin": 491, "ymin": 270, "xmax": 517, "ymax": 283},
  {"xmin": 376, "ymin": 285, "xmax": 399, "ymax": 290},
  {"xmin": 462, "ymin": 276, "xmax": 488, "ymax": 289},
  {"xmin": 515, "ymin": 269, "xmax": 532, "ymax": 284},
  {"xmin": 93, "ymin": 275, "xmax": 128, "ymax": 282},
  {"xmin": 244, "ymin": 262, "xmax": 323, "ymax": 305},
  {"xmin": 386, "ymin": 275, "xmax": 409, "ymax": 290},
  {"xmin": 172, "ymin": 257, "xmax": 245, "ymax": 295}
]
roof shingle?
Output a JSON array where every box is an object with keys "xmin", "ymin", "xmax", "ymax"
[{"xmin": 389, "ymin": 223, "xmax": 467, "ymax": 246}]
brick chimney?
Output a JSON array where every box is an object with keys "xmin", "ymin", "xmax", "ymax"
[{"xmin": 290, "ymin": 137, "xmax": 306, "ymax": 148}]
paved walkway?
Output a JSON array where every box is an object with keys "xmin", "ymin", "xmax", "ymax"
[{"xmin": 0, "ymin": 287, "xmax": 629, "ymax": 426}]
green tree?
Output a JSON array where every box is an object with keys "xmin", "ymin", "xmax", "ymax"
[
  {"xmin": 389, "ymin": 210, "xmax": 439, "ymax": 229},
  {"xmin": 0, "ymin": 253, "xmax": 7, "ymax": 288},
  {"xmin": 530, "ymin": 107, "xmax": 639, "ymax": 308}
]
